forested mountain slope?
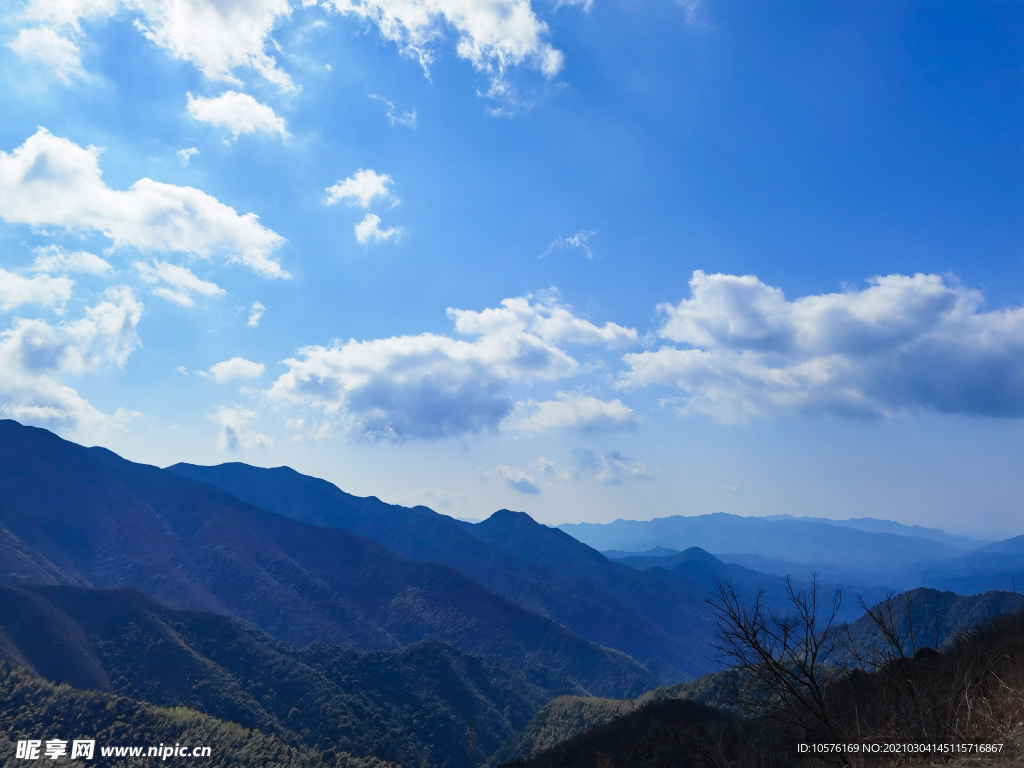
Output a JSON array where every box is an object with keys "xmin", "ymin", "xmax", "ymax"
[
  {"xmin": 168, "ymin": 463, "xmax": 716, "ymax": 679},
  {"xmin": 0, "ymin": 420, "xmax": 652, "ymax": 698},
  {"xmin": 0, "ymin": 662, "xmax": 392, "ymax": 768},
  {"xmin": 0, "ymin": 583, "xmax": 548, "ymax": 767}
]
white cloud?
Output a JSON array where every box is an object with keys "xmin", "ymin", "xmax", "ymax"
[
  {"xmin": 594, "ymin": 451, "xmax": 655, "ymax": 485},
  {"xmin": 448, "ymin": 292, "xmax": 637, "ymax": 348},
  {"xmin": 210, "ymin": 404, "xmax": 273, "ymax": 450},
  {"xmin": 678, "ymin": 0, "xmax": 703, "ymax": 25},
  {"xmin": 0, "ymin": 269, "xmax": 74, "ymax": 313},
  {"xmin": 247, "ymin": 300, "xmax": 265, "ymax": 327},
  {"xmin": 29, "ymin": 245, "xmax": 112, "ymax": 275},
  {"xmin": 572, "ymin": 448, "xmax": 655, "ymax": 485},
  {"xmin": 496, "ymin": 464, "xmax": 540, "ymax": 494},
  {"xmin": 535, "ymin": 456, "xmax": 556, "ymax": 475},
  {"xmin": 505, "ymin": 391, "xmax": 636, "ymax": 432},
  {"xmin": 419, "ymin": 488, "xmax": 458, "ymax": 509},
  {"xmin": 325, "ymin": 169, "xmax": 396, "ymax": 208},
  {"xmin": 322, "ymin": 0, "xmax": 564, "ymax": 84},
  {"xmin": 354, "ymin": 213, "xmax": 400, "ymax": 244},
  {"xmin": 177, "ymin": 147, "xmax": 199, "ymax": 165},
  {"xmin": 209, "ymin": 356, "xmax": 266, "ymax": 382},
  {"xmin": 187, "ymin": 91, "xmax": 289, "ymax": 139},
  {"xmin": 21, "ymin": 0, "xmax": 295, "ymax": 90},
  {"xmin": 369, "ymin": 94, "xmax": 417, "ymax": 128},
  {"xmin": 135, "ymin": 260, "xmax": 225, "ymax": 307},
  {"xmin": 541, "ymin": 229, "xmax": 595, "ymax": 259},
  {"xmin": 7, "ymin": 26, "xmax": 86, "ymax": 83},
  {"xmin": 0, "ymin": 128, "xmax": 288, "ymax": 279},
  {"xmin": 266, "ymin": 293, "xmax": 626, "ymax": 440},
  {"xmin": 617, "ymin": 271, "xmax": 1024, "ymax": 421},
  {"xmin": 0, "ymin": 286, "xmax": 143, "ymax": 435}
]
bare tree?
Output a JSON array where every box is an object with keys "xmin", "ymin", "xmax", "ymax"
[{"xmin": 707, "ymin": 575, "xmax": 847, "ymax": 743}]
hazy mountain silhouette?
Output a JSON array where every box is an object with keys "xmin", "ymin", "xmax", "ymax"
[
  {"xmin": 762, "ymin": 515, "xmax": 987, "ymax": 550},
  {"xmin": 891, "ymin": 540, "xmax": 1024, "ymax": 595},
  {"xmin": 559, "ymin": 513, "xmax": 970, "ymax": 576},
  {"xmin": 0, "ymin": 420, "xmax": 653, "ymax": 698},
  {"xmin": 607, "ymin": 547, "xmax": 890, "ymax": 623}
]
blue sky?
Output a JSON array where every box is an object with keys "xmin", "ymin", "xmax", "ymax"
[{"xmin": 1, "ymin": 0, "xmax": 1021, "ymax": 537}]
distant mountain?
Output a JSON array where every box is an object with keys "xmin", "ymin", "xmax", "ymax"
[
  {"xmin": 843, "ymin": 587, "xmax": 1024, "ymax": 655},
  {"xmin": 601, "ymin": 547, "xmax": 680, "ymax": 560},
  {"xmin": 0, "ymin": 420, "xmax": 652, "ymax": 698},
  {"xmin": 977, "ymin": 536, "xmax": 1024, "ymax": 555},
  {"xmin": 763, "ymin": 515, "xmax": 987, "ymax": 550},
  {"xmin": 559, "ymin": 513, "xmax": 966, "ymax": 576},
  {"xmin": 0, "ymin": 583, "xmax": 547, "ymax": 767},
  {"xmin": 0, "ymin": 662, "xmax": 390, "ymax": 768},
  {"xmin": 713, "ymin": 543, "xmax": 1024, "ymax": 603},
  {"xmin": 709, "ymin": 552, "xmax": 890, "ymax": 587},
  {"xmin": 895, "ymin": 543, "xmax": 1024, "ymax": 596},
  {"xmin": 606, "ymin": 546, "xmax": 722, "ymax": 571},
  {"xmin": 608, "ymin": 547, "xmax": 888, "ymax": 624},
  {"xmin": 457, "ymin": 511, "xmax": 717, "ymax": 674},
  {"xmin": 167, "ymin": 463, "xmax": 721, "ymax": 681}
]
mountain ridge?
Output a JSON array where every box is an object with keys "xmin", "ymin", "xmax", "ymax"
[{"xmin": 0, "ymin": 420, "xmax": 654, "ymax": 698}]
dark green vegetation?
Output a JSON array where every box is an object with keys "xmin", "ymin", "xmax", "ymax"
[
  {"xmin": 498, "ymin": 698, "xmax": 749, "ymax": 768},
  {"xmin": 486, "ymin": 672, "xmax": 743, "ymax": 766},
  {"xmin": 166, "ymin": 462, "xmax": 719, "ymax": 681},
  {"xmin": 494, "ymin": 588, "xmax": 1024, "ymax": 767},
  {"xmin": 0, "ymin": 583, "xmax": 550, "ymax": 767},
  {"xmin": 0, "ymin": 420, "xmax": 651, "ymax": 699},
  {"xmin": 0, "ymin": 663, "xmax": 390, "ymax": 768}
]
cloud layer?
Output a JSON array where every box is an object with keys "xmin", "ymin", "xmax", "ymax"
[
  {"xmin": 325, "ymin": 169, "xmax": 396, "ymax": 207},
  {"xmin": 354, "ymin": 213, "xmax": 400, "ymax": 243},
  {"xmin": 323, "ymin": 0, "xmax": 564, "ymax": 83},
  {"xmin": 506, "ymin": 391, "xmax": 636, "ymax": 433},
  {"xmin": 187, "ymin": 91, "xmax": 289, "ymax": 139},
  {"xmin": 0, "ymin": 269, "xmax": 74, "ymax": 313},
  {"xmin": 496, "ymin": 464, "xmax": 540, "ymax": 494},
  {"xmin": 618, "ymin": 271, "xmax": 1024, "ymax": 421},
  {"xmin": 20, "ymin": 0, "xmax": 295, "ymax": 89},
  {"xmin": 7, "ymin": 25, "xmax": 87, "ymax": 83},
  {"xmin": 210, "ymin": 404, "xmax": 273, "ymax": 450},
  {"xmin": 0, "ymin": 129, "xmax": 288, "ymax": 279},
  {"xmin": 209, "ymin": 357, "xmax": 266, "ymax": 382},
  {"xmin": 268, "ymin": 293, "xmax": 633, "ymax": 440},
  {"xmin": 0, "ymin": 286, "xmax": 143, "ymax": 434},
  {"xmin": 135, "ymin": 260, "xmax": 226, "ymax": 306}
]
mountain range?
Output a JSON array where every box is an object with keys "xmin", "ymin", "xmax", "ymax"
[
  {"xmin": 0, "ymin": 420, "xmax": 652, "ymax": 699},
  {"xmin": 166, "ymin": 462, "xmax": 717, "ymax": 681},
  {"xmin": 572, "ymin": 514, "xmax": 1024, "ymax": 595},
  {"xmin": 1, "ymin": 418, "xmax": 1022, "ymax": 767},
  {"xmin": 560, "ymin": 513, "xmax": 972, "ymax": 575}
]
